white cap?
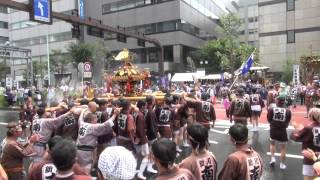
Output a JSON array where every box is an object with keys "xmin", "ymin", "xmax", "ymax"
[{"xmin": 98, "ymin": 146, "xmax": 137, "ymax": 180}]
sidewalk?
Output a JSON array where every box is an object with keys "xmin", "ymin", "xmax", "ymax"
[{"xmin": 0, "ymin": 106, "xmax": 20, "ymax": 111}]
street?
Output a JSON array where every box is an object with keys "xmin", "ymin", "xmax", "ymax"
[{"xmin": 0, "ymin": 106, "xmax": 308, "ymax": 179}]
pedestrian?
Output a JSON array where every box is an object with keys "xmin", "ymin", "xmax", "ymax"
[
  {"xmin": 302, "ymin": 148, "xmax": 320, "ymax": 177},
  {"xmin": 145, "ymin": 96, "xmax": 159, "ymax": 144},
  {"xmin": 135, "ymin": 100, "xmax": 157, "ymax": 179},
  {"xmin": 229, "ymin": 88, "xmax": 251, "ymax": 125},
  {"xmin": 305, "ymin": 84, "xmax": 315, "ymax": 118},
  {"xmin": 267, "ymin": 96, "xmax": 292, "ymax": 169},
  {"xmin": 155, "ymin": 95, "xmax": 176, "ymax": 139},
  {"xmin": 291, "ymin": 108, "xmax": 320, "ymax": 180},
  {"xmin": 152, "ymin": 139, "xmax": 195, "ymax": 180},
  {"xmin": 250, "ymin": 87, "xmax": 265, "ymax": 131},
  {"xmin": 76, "ymin": 106, "xmax": 119, "ymax": 173},
  {"xmin": 0, "ymin": 164, "xmax": 7, "ymax": 180},
  {"xmin": 114, "ymin": 99, "xmax": 136, "ymax": 151},
  {"xmin": 1, "ymin": 122, "xmax": 37, "ymax": 180},
  {"xmin": 267, "ymin": 85, "xmax": 278, "ymax": 108},
  {"xmin": 218, "ymin": 123, "xmax": 263, "ymax": 180},
  {"xmin": 27, "ymin": 136, "xmax": 87, "ymax": 180},
  {"xmin": 97, "ymin": 146, "xmax": 137, "ymax": 180},
  {"xmin": 31, "ymin": 106, "xmax": 73, "ymax": 163},
  {"xmin": 180, "ymin": 124, "xmax": 217, "ymax": 180},
  {"xmin": 51, "ymin": 139, "xmax": 92, "ymax": 180},
  {"xmin": 183, "ymin": 92, "xmax": 216, "ymax": 130}
]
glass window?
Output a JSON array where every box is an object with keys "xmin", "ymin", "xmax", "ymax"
[
  {"xmin": 157, "ymin": 21, "xmax": 176, "ymax": 32},
  {"xmin": 287, "ymin": 30, "xmax": 295, "ymax": 43},
  {"xmin": 102, "ymin": 0, "xmax": 174, "ymax": 14},
  {"xmin": 0, "ymin": 6, "xmax": 8, "ymax": 14},
  {"xmin": 102, "ymin": 4, "xmax": 111, "ymax": 13},
  {"xmin": 164, "ymin": 46, "xmax": 173, "ymax": 62},
  {"xmin": 287, "ymin": 0, "xmax": 295, "ymax": 11},
  {"xmin": 144, "ymin": 24, "xmax": 156, "ymax": 34},
  {"xmin": 0, "ymin": 21, "xmax": 8, "ymax": 29}
]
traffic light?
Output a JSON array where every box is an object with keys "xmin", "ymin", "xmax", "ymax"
[
  {"xmin": 117, "ymin": 34, "xmax": 127, "ymax": 43},
  {"xmin": 137, "ymin": 39, "xmax": 145, "ymax": 47},
  {"xmin": 87, "ymin": 27, "xmax": 104, "ymax": 38},
  {"xmin": 71, "ymin": 23, "xmax": 80, "ymax": 38}
]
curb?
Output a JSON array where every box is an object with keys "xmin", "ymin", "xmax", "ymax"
[{"xmin": 0, "ymin": 107, "xmax": 19, "ymax": 111}]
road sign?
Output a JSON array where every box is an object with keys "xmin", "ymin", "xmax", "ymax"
[
  {"xmin": 83, "ymin": 62, "xmax": 92, "ymax": 72},
  {"xmin": 78, "ymin": 0, "xmax": 84, "ymax": 19},
  {"xmin": 30, "ymin": 0, "xmax": 52, "ymax": 24},
  {"xmin": 83, "ymin": 72, "xmax": 92, "ymax": 78},
  {"xmin": 83, "ymin": 62, "xmax": 92, "ymax": 78}
]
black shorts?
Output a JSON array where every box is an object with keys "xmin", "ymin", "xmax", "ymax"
[
  {"xmin": 251, "ymin": 110, "xmax": 261, "ymax": 117},
  {"xmin": 270, "ymin": 128, "xmax": 288, "ymax": 142}
]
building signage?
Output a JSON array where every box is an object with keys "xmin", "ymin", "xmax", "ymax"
[{"xmin": 293, "ymin": 64, "xmax": 300, "ymax": 86}]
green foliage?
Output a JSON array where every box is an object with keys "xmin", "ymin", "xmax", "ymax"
[
  {"xmin": 33, "ymin": 60, "xmax": 47, "ymax": 77},
  {"xmin": 67, "ymin": 42, "xmax": 94, "ymax": 68},
  {"xmin": 0, "ymin": 62, "xmax": 9, "ymax": 81},
  {"xmin": 67, "ymin": 41, "xmax": 110, "ymax": 70},
  {"xmin": 218, "ymin": 13, "xmax": 242, "ymax": 39},
  {"xmin": 192, "ymin": 13, "xmax": 258, "ymax": 74},
  {"xmin": 50, "ymin": 49, "xmax": 70, "ymax": 74},
  {"xmin": 91, "ymin": 41, "xmax": 111, "ymax": 63},
  {"xmin": 0, "ymin": 95, "xmax": 8, "ymax": 107},
  {"xmin": 282, "ymin": 59, "xmax": 294, "ymax": 84}
]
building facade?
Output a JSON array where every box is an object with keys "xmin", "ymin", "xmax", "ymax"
[
  {"xmin": 258, "ymin": 0, "xmax": 320, "ymax": 73},
  {"xmin": 7, "ymin": 0, "xmax": 78, "ymax": 85},
  {"xmin": 84, "ymin": 0, "xmax": 237, "ymax": 73},
  {"xmin": 0, "ymin": 5, "xmax": 8, "ymax": 45},
  {"xmin": 238, "ymin": 0, "xmax": 259, "ymax": 47}
]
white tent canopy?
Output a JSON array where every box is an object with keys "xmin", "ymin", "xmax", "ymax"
[
  {"xmin": 199, "ymin": 74, "xmax": 222, "ymax": 80},
  {"xmin": 235, "ymin": 66, "xmax": 270, "ymax": 75},
  {"xmin": 171, "ymin": 73, "xmax": 195, "ymax": 82}
]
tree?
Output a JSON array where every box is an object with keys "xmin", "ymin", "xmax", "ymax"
[
  {"xmin": 192, "ymin": 13, "xmax": 259, "ymax": 74},
  {"xmin": 282, "ymin": 59, "xmax": 293, "ymax": 84},
  {"xmin": 32, "ymin": 60, "xmax": 47, "ymax": 86},
  {"xmin": 67, "ymin": 42, "xmax": 94, "ymax": 69},
  {"xmin": 50, "ymin": 49, "xmax": 70, "ymax": 74},
  {"xmin": 0, "ymin": 62, "xmax": 9, "ymax": 82}
]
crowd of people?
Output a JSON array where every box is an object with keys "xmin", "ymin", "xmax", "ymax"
[{"xmin": 0, "ymin": 75, "xmax": 318, "ymax": 180}]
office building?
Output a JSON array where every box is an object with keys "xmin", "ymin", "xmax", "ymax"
[
  {"xmin": 7, "ymin": 0, "xmax": 78, "ymax": 85},
  {"xmin": 84, "ymin": 0, "xmax": 238, "ymax": 73},
  {"xmin": 258, "ymin": 0, "xmax": 320, "ymax": 73},
  {"xmin": 0, "ymin": 5, "xmax": 8, "ymax": 45},
  {"xmin": 238, "ymin": 0, "xmax": 259, "ymax": 47}
]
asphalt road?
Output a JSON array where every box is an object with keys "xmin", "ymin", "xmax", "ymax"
[{"xmin": 0, "ymin": 110, "xmax": 305, "ymax": 180}]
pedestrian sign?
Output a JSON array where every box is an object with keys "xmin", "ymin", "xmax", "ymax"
[{"xmin": 30, "ymin": 0, "xmax": 52, "ymax": 24}]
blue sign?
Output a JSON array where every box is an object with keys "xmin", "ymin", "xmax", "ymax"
[
  {"xmin": 79, "ymin": 0, "xmax": 84, "ymax": 19},
  {"xmin": 30, "ymin": 0, "xmax": 52, "ymax": 24}
]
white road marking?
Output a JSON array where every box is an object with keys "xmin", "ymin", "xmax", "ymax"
[
  {"xmin": 210, "ymin": 129, "xmax": 228, "ymax": 134},
  {"xmin": 0, "ymin": 122, "xmax": 8, "ymax": 126},
  {"xmin": 214, "ymin": 120, "xmax": 294, "ymax": 130},
  {"xmin": 209, "ymin": 140, "xmax": 218, "ymax": 144},
  {"xmin": 266, "ymin": 152, "xmax": 303, "ymax": 159}
]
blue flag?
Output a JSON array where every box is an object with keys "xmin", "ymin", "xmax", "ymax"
[{"xmin": 241, "ymin": 53, "xmax": 254, "ymax": 75}]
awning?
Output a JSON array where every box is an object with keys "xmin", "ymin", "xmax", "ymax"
[
  {"xmin": 235, "ymin": 66, "xmax": 270, "ymax": 75},
  {"xmin": 171, "ymin": 73, "xmax": 195, "ymax": 82},
  {"xmin": 199, "ymin": 74, "xmax": 222, "ymax": 80}
]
